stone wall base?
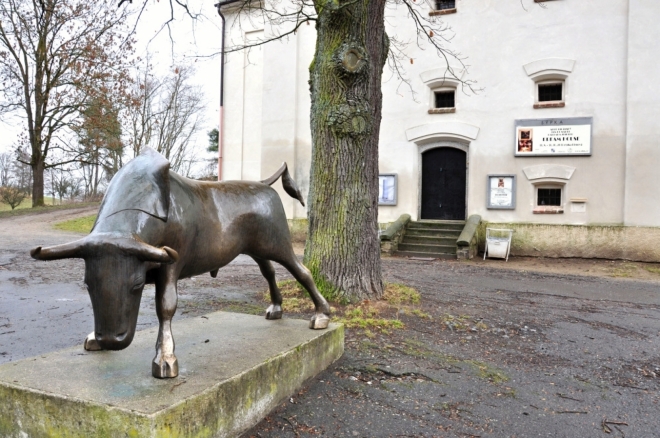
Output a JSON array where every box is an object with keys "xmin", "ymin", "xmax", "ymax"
[{"xmin": 479, "ymin": 222, "xmax": 660, "ymax": 262}]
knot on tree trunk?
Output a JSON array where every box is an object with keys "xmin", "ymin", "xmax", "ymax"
[
  {"xmin": 334, "ymin": 43, "xmax": 368, "ymax": 77},
  {"xmin": 327, "ymin": 102, "xmax": 372, "ymax": 138}
]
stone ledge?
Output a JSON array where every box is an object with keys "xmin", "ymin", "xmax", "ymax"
[
  {"xmin": 428, "ymin": 107, "xmax": 456, "ymax": 114},
  {"xmin": 533, "ymin": 206, "xmax": 564, "ymax": 214},
  {"xmin": 0, "ymin": 311, "xmax": 344, "ymax": 437},
  {"xmin": 534, "ymin": 101, "xmax": 565, "ymax": 109},
  {"xmin": 429, "ymin": 8, "xmax": 457, "ymax": 16}
]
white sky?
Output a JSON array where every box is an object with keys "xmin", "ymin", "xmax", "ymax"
[{"xmin": 0, "ymin": 1, "xmax": 224, "ymax": 168}]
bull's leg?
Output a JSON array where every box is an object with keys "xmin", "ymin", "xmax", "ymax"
[
  {"xmin": 152, "ymin": 268, "xmax": 179, "ymax": 378},
  {"xmin": 279, "ymin": 257, "xmax": 331, "ymax": 330},
  {"xmin": 84, "ymin": 331, "xmax": 102, "ymax": 351},
  {"xmin": 252, "ymin": 257, "xmax": 283, "ymax": 320}
]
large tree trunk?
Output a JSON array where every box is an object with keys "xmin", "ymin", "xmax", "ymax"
[
  {"xmin": 304, "ymin": 0, "xmax": 388, "ymax": 303},
  {"xmin": 31, "ymin": 157, "xmax": 45, "ymax": 207}
]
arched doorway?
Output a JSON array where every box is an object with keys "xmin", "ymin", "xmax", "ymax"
[{"xmin": 421, "ymin": 147, "xmax": 467, "ymax": 220}]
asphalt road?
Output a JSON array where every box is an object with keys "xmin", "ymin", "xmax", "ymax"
[{"xmin": 1, "ymin": 207, "xmax": 659, "ymax": 437}]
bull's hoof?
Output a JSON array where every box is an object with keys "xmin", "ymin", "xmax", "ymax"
[
  {"xmin": 84, "ymin": 332, "xmax": 102, "ymax": 351},
  {"xmin": 309, "ymin": 313, "xmax": 330, "ymax": 330},
  {"xmin": 266, "ymin": 304, "xmax": 283, "ymax": 320},
  {"xmin": 152, "ymin": 355, "xmax": 179, "ymax": 379}
]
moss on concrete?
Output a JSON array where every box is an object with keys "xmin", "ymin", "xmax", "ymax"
[
  {"xmin": 480, "ymin": 221, "xmax": 660, "ymax": 261},
  {"xmin": 0, "ymin": 315, "xmax": 344, "ymax": 438}
]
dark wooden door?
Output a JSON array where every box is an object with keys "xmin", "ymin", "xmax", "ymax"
[{"xmin": 421, "ymin": 147, "xmax": 466, "ymax": 220}]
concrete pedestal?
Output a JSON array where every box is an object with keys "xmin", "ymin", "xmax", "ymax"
[{"xmin": 0, "ymin": 311, "xmax": 344, "ymax": 437}]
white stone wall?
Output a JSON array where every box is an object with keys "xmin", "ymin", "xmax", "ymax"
[{"xmin": 220, "ymin": 1, "xmax": 659, "ymax": 232}]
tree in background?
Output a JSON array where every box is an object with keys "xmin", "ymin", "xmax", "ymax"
[
  {"xmin": 203, "ymin": 128, "xmax": 219, "ymax": 179},
  {"xmin": 207, "ymin": 128, "xmax": 219, "ymax": 153},
  {"xmin": 0, "ymin": 152, "xmax": 11, "ymax": 186},
  {"xmin": 0, "ymin": 0, "xmax": 134, "ymax": 206},
  {"xmin": 75, "ymin": 95, "xmax": 124, "ymax": 199},
  {"xmin": 49, "ymin": 167, "xmax": 73, "ymax": 204},
  {"xmin": 124, "ymin": 64, "xmax": 206, "ymax": 176},
  {"xmin": 0, "ymin": 184, "xmax": 26, "ymax": 210}
]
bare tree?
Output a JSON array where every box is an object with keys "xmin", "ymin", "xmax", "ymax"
[
  {"xmin": 50, "ymin": 167, "xmax": 73, "ymax": 205},
  {"xmin": 12, "ymin": 147, "xmax": 32, "ymax": 193},
  {"xmin": 125, "ymin": 58, "xmax": 161, "ymax": 159},
  {"xmin": 0, "ymin": 152, "xmax": 11, "ymax": 186},
  {"xmin": 124, "ymin": 64, "xmax": 205, "ymax": 176},
  {"xmin": 0, "ymin": 0, "xmax": 135, "ymax": 206}
]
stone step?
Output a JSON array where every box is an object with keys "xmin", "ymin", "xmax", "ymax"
[
  {"xmin": 393, "ymin": 250, "xmax": 457, "ymax": 260},
  {"xmin": 397, "ymin": 242, "xmax": 457, "ymax": 254},
  {"xmin": 409, "ymin": 220, "xmax": 465, "ymax": 231},
  {"xmin": 0, "ymin": 311, "xmax": 344, "ymax": 438},
  {"xmin": 401, "ymin": 235, "xmax": 458, "ymax": 245},
  {"xmin": 405, "ymin": 228, "xmax": 462, "ymax": 238}
]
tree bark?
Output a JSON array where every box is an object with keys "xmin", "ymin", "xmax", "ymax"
[
  {"xmin": 32, "ymin": 157, "xmax": 45, "ymax": 207},
  {"xmin": 304, "ymin": 0, "xmax": 388, "ymax": 302}
]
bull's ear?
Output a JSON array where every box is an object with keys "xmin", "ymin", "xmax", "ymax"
[{"xmin": 30, "ymin": 240, "xmax": 86, "ymax": 260}]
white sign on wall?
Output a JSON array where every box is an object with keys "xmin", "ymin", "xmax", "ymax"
[
  {"xmin": 487, "ymin": 175, "xmax": 516, "ymax": 209},
  {"xmin": 378, "ymin": 174, "xmax": 397, "ymax": 205},
  {"xmin": 514, "ymin": 117, "xmax": 593, "ymax": 156}
]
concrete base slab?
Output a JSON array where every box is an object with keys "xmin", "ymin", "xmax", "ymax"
[{"xmin": 0, "ymin": 311, "xmax": 344, "ymax": 437}]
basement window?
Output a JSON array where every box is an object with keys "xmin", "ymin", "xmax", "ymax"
[
  {"xmin": 430, "ymin": 0, "xmax": 456, "ymax": 15},
  {"xmin": 435, "ymin": 91, "xmax": 455, "ymax": 108},
  {"xmin": 534, "ymin": 81, "xmax": 565, "ymax": 109},
  {"xmin": 538, "ymin": 188, "xmax": 561, "ymax": 206},
  {"xmin": 534, "ymin": 186, "xmax": 564, "ymax": 214},
  {"xmin": 428, "ymin": 89, "xmax": 456, "ymax": 114}
]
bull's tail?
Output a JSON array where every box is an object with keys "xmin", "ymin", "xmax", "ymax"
[{"xmin": 261, "ymin": 162, "xmax": 305, "ymax": 207}]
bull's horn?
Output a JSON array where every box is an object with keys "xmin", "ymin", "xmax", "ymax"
[
  {"xmin": 30, "ymin": 240, "xmax": 87, "ymax": 260},
  {"xmin": 124, "ymin": 240, "xmax": 179, "ymax": 264}
]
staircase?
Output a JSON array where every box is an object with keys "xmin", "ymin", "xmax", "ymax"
[{"xmin": 394, "ymin": 220, "xmax": 465, "ymax": 259}]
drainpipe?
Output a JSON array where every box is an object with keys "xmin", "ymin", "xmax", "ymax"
[{"xmin": 215, "ymin": 0, "xmax": 242, "ymax": 181}]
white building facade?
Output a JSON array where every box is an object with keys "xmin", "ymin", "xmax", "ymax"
[{"xmin": 220, "ymin": 0, "xmax": 660, "ymax": 261}]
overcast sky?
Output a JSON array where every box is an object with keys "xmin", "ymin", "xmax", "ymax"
[{"xmin": 0, "ymin": 1, "xmax": 224, "ymax": 165}]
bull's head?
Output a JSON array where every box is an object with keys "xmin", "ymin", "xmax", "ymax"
[{"xmin": 30, "ymin": 235, "xmax": 178, "ymax": 350}]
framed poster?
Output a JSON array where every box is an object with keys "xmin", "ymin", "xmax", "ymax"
[
  {"xmin": 514, "ymin": 117, "xmax": 593, "ymax": 156},
  {"xmin": 487, "ymin": 175, "xmax": 516, "ymax": 209},
  {"xmin": 378, "ymin": 173, "xmax": 397, "ymax": 206}
]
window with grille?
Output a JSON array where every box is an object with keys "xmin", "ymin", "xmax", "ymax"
[
  {"xmin": 538, "ymin": 83, "xmax": 563, "ymax": 102},
  {"xmin": 537, "ymin": 188, "xmax": 562, "ymax": 206},
  {"xmin": 435, "ymin": 0, "xmax": 456, "ymax": 10},
  {"xmin": 434, "ymin": 91, "xmax": 455, "ymax": 108}
]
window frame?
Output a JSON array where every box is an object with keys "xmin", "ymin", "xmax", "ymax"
[
  {"xmin": 429, "ymin": 86, "xmax": 456, "ymax": 114},
  {"xmin": 534, "ymin": 79, "xmax": 565, "ymax": 108},
  {"xmin": 533, "ymin": 182, "xmax": 565, "ymax": 214},
  {"xmin": 430, "ymin": 0, "xmax": 456, "ymax": 16},
  {"xmin": 537, "ymin": 187, "xmax": 562, "ymax": 206}
]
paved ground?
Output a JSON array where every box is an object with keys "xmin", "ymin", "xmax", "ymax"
[{"xmin": 1, "ymin": 206, "xmax": 659, "ymax": 437}]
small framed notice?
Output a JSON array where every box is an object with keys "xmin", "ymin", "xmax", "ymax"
[
  {"xmin": 378, "ymin": 174, "xmax": 397, "ymax": 206},
  {"xmin": 487, "ymin": 175, "xmax": 516, "ymax": 209}
]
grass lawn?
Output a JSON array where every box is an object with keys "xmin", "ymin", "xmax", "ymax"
[
  {"xmin": 0, "ymin": 200, "xmax": 100, "ymax": 220},
  {"xmin": 0, "ymin": 196, "xmax": 58, "ymax": 212},
  {"xmin": 54, "ymin": 215, "xmax": 97, "ymax": 234}
]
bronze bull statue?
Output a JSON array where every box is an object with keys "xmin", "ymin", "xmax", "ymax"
[{"xmin": 31, "ymin": 148, "xmax": 330, "ymax": 378}]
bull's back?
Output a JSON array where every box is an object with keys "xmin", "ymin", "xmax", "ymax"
[{"xmin": 170, "ymin": 176, "xmax": 291, "ymax": 277}]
